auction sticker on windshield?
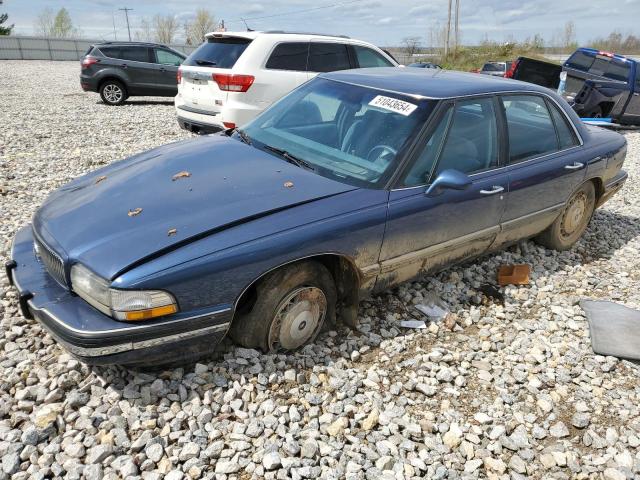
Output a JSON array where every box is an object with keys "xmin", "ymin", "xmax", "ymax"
[{"xmin": 369, "ymin": 95, "xmax": 417, "ymax": 116}]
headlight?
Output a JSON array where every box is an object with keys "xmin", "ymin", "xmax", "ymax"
[{"xmin": 70, "ymin": 264, "xmax": 178, "ymax": 321}]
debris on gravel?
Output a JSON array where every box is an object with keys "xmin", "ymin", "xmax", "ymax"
[{"xmin": 2, "ymin": 61, "xmax": 640, "ymax": 479}]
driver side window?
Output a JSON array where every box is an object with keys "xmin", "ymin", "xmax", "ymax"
[{"xmin": 403, "ymin": 97, "xmax": 499, "ymax": 187}]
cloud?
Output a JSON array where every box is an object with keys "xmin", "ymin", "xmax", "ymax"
[
  {"xmin": 409, "ymin": 5, "xmax": 436, "ymax": 15},
  {"xmin": 375, "ymin": 17, "xmax": 394, "ymax": 25},
  {"xmin": 243, "ymin": 4, "xmax": 266, "ymax": 15}
]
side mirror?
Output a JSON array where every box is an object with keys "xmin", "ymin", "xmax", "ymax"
[{"xmin": 425, "ymin": 169, "xmax": 472, "ymax": 197}]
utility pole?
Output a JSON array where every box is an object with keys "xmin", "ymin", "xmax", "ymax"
[
  {"xmin": 454, "ymin": 0, "xmax": 460, "ymax": 51},
  {"xmin": 444, "ymin": 0, "xmax": 452, "ymax": 57},
  {"xmin": 119, "ymin": 7, "xmax": 133, "ymax": 41}
]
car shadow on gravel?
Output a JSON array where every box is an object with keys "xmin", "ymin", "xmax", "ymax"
[
  {"xmin": 82, "ymin": 209, "xmax": 640, "ymax": 403},
  {"xmin": 94, "ymin": 100, "xmax": 174, "ymax": 106}
]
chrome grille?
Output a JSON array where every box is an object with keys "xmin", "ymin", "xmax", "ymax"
[{"xmin": 34, "ymin": 236, "xmax": 67, "ymax": 287}]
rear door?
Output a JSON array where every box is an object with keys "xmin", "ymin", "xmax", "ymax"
[
  {"xmin": 179, "ymin": 36, "xmax": 252, "ymax": 115},
  {"xmin": 248, "ymin": 42, "xmax": 309, "ymax": 110},
  {"xmin": 307, "ymin": 42, "xmax": 353, "ymax": 80},
  {"xmin": 496, "ymin": 94, "xmax": 585, "ymax": 244},
  {"xmin": 117, "ymin": 46, "xmax": 157, "ymax": 93},
  {"xmin": 152, "ymin": 47, "xmax": 184, "ymax": 94}
]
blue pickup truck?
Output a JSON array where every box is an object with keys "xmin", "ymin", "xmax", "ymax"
[{"xmin": 564, "ymin": 48, "xmax": 640, "ymax": 125}]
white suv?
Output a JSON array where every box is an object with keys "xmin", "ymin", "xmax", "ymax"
[{"xmin": 175, "ymin": 31, "xmax": 398, "ymax": 133}]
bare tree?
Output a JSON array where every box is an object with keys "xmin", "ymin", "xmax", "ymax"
[
  {"xmin": 135, "ymin": 17, "xmax": 153, "ymax": 42},
  {"xmin": 35, "ymin": 7, "xmax": 78, "ymax": 38},
  {"xmin": 562, "ymin": 21, "xmax": 576, "ymax": 50},
  {"xmin": 186, "ymin": 8, "xmax": 216, "ymax": 45},
  {"xmin": 153, "ymin": 14, "xmax": 179, "ymax": 44},
  {"xmin": 401, "ymin": 36, "xmax": 422, "ymax": 57},
  {"xmin": 35, "ymin": 7, "xmax": 55, "ymax": 36}
]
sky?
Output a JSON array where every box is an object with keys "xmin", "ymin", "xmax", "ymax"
[{"xmin": 3, "ymin": 0, "xmax": 640, "ymax": 46}]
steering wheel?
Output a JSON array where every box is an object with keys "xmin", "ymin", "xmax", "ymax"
[{"xmin": 367, "ymin": 145, "xmax": 397, "ymax": 165}]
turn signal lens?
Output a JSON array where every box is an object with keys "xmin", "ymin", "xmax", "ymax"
[{"xmin": 122, "ymin": 304, "xmax": 178, "ymax": 321}]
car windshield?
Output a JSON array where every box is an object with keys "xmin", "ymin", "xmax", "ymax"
[{"xmin": 241, "ymin": 78, "xmax": 433, "ymax": 188}]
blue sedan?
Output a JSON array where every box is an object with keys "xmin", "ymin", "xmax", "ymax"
[{"xmin": 7, "ymin": 68, "xmax": 628, "ymax": 366}]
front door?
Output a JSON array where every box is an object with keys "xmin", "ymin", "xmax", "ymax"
[
  {"xmin": 377, "ymin": 97, "xmax": 508, "ymax": 289},
  {"xmin": 152, "ymin": 48, "xmax": 184, "ymax": 94}
]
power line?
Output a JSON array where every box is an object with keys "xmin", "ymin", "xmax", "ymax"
[{"xmin": 119, "ymin": 7, "xmax": 133, "ymax": 41}]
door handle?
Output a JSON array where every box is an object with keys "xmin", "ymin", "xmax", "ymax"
[
  {"xmin": 479, "ymin": 186, "xmax": 504, "ymax": 195},
  {"xmin": 564, "ymin": 162, "xmax": 585, "ymax": 170},
  {"xmin": 120, "ymin": 64, "xmax": 128, "ymax": 68}
]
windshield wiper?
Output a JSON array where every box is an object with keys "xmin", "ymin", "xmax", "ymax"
[
  {"xmin": 262, "ymin": 145, "xmax": 315, "ymax": 171},
  {"xmin": 195, "ymin": 59, "xmax": 217, "ymax": 66},
  {"xmin": 235, "ymin": 128, "xmax": 252, "ymax": 145}
]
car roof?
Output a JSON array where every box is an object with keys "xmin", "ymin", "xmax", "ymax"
[
  {"xmin": 573, "ymin": 47, "xmax": 638, "ymax": 65},
  {"xmin": 95, "ymin": 41, "xmax": 170, "ymax": 48},
  {"xmin": 320, "ymin": 67, "xmax": 553, "ymax": 99}
]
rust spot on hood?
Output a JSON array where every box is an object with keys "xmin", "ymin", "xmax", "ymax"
[
  {"xmin": 128, "ymin": 207, "xmax": 143, "ymax": 217},
  {"xmin": 172, "ymin": 171, "xmax": 191, "ymax": 181},
  {"xmin": 95, "ymin": 175, "xmax": 107, "ymax": 184}
]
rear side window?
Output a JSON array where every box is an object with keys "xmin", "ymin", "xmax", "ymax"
[
  {"xmin": 565, "ymin": 51, "xmax": 595, "ymax": 72},
  {"xmin": 266, "ymin": 42, "xmax": 309, "ymax": 71},
  {"xmin": 119, "ymin": 47, "xmax": 150, "ymax": 62},
  {"xmin": 183, "ymin": 37, "xmax": 251, "ymax": 68},
  {"xmin": 549, "ymin": 102, "xmax": 579, "ymax": 149},
  {"xmin": 353, "ymin": 45, "xmax": 393, "ymax": 68},
  {"xmin": 502, "ymin": 95, "xmax": 558, "ymax": 163},
  {"xmin": 99, "ymin": 46, "xmax": 121, "ymax": 59},
  {"xmin": 482, "ymin": 62, "xmax": 504, "ymax": 72},
  {"xmin": 308, "ymin": 43, "xmax": 351, "ymax": 73}
]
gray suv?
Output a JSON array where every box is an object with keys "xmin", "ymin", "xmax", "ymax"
[{"xmin": 80, "ymin": 42, "xmax": 186, "ymax": 105}]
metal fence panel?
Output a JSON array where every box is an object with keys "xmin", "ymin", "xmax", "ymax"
[{"xmin": 0, "ymin": 35, "xmax": 198, "ymax": 61}]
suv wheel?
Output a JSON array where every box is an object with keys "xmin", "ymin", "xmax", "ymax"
[{"xmin": 100, "ymin": 80, "xmax": 127, "ymax": 106}]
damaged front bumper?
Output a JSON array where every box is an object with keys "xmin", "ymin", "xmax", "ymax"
[{"xmin": 6, "ymin": 226, "xmax": 231, "ymax": 366}]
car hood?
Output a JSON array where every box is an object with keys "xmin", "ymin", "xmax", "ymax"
[{"xmin": 33, "ymin": 135, "xmax": 357, "ymax": 280}]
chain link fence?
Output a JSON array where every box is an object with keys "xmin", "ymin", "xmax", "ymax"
[{"xmin": 0, "ymin": 35, "xmax": 197, "ymax": 61}]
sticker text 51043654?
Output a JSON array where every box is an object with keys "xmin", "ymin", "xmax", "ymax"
[{"xmin": 369, "ymin": 95, "xmax": 418, "ymax": 116}]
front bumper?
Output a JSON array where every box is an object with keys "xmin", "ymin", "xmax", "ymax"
[{"xmin": 7, "ymin": 226, "xmax": 232, "ymax": 366}]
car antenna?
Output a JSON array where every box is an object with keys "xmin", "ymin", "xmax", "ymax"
[{"xmin": 241, "ymin": 18, "xmax": 253, "ymax": 31}]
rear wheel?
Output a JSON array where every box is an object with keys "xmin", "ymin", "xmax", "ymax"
[
  {"xmin": 536, "ymin": 181, "xmax": 596, "ymax": 251},
  {"xmin": 100, "ymin": 80, "xmax": 127, "ymax": 105},
  {"xmin": 229, "ymin": 261, "xmax": 336, "ymax": 352}
]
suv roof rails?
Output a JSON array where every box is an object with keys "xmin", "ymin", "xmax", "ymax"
[
  {"xmin": 98, "ymin": 41, "xmax": 168, "ymax": 47},
  {"xmin": 262, "ymin": 30, "xmax": 350, "ymax": 39}
]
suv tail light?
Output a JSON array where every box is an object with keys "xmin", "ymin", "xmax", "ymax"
[
  {"xmin": 504, "ymin": 60, "xmax": 518, "ymax": 78},
  {"xmin": 81, "ymin": 56, "xmax": 98, "ymax": 69},
  {"xmin": 177, "ymin": 67, "xmax": 182, "ymax": 84},
  {"xmin": 212, "ymin": 74, "xmax": 254, "ymax": 92}
]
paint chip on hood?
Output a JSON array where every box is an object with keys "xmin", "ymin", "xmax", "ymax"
[
  {"xmin": 128, "ymin": 207, "xmax": 143, "ymax": 217},
  {"xmin": 284, "ymin": 181, "xmax": 294, "ymax": 188},
  {"xmin": 172, "ymin": 171, "xmax": 191, "ymax": 181}
]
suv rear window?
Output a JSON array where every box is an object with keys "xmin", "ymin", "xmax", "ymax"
[
  {"xmin": 266, "ymin": 42, "xmax": 309, "ymax": 71},
  {"xmin": 482, "ymin": 62, "xmax": 505, "ymax": 72},
  {"xmin": 183, "ymin": 37, "xmax": 251, "ymax": 69}
]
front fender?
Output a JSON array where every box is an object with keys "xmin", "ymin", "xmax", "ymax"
[{"xmin": 114, "ymin": 189, "xmax": 389, "ymax": 312}]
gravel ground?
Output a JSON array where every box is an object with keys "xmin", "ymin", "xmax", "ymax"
[{"xmin": 1, "ymin": 61, "xmax": 640, "ymax": 480}]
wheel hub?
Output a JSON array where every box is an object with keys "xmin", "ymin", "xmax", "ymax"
[
  {"xmin": 104, "ymin": 84, "xmax": 122, "ymax": 103},
  {"xmin": 270, "ymin": 287, "xmax": 327, "ymax": 351},
  {"xmin": 562, "ymin": 192, "xmax": 587, "ymax": 236}
]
